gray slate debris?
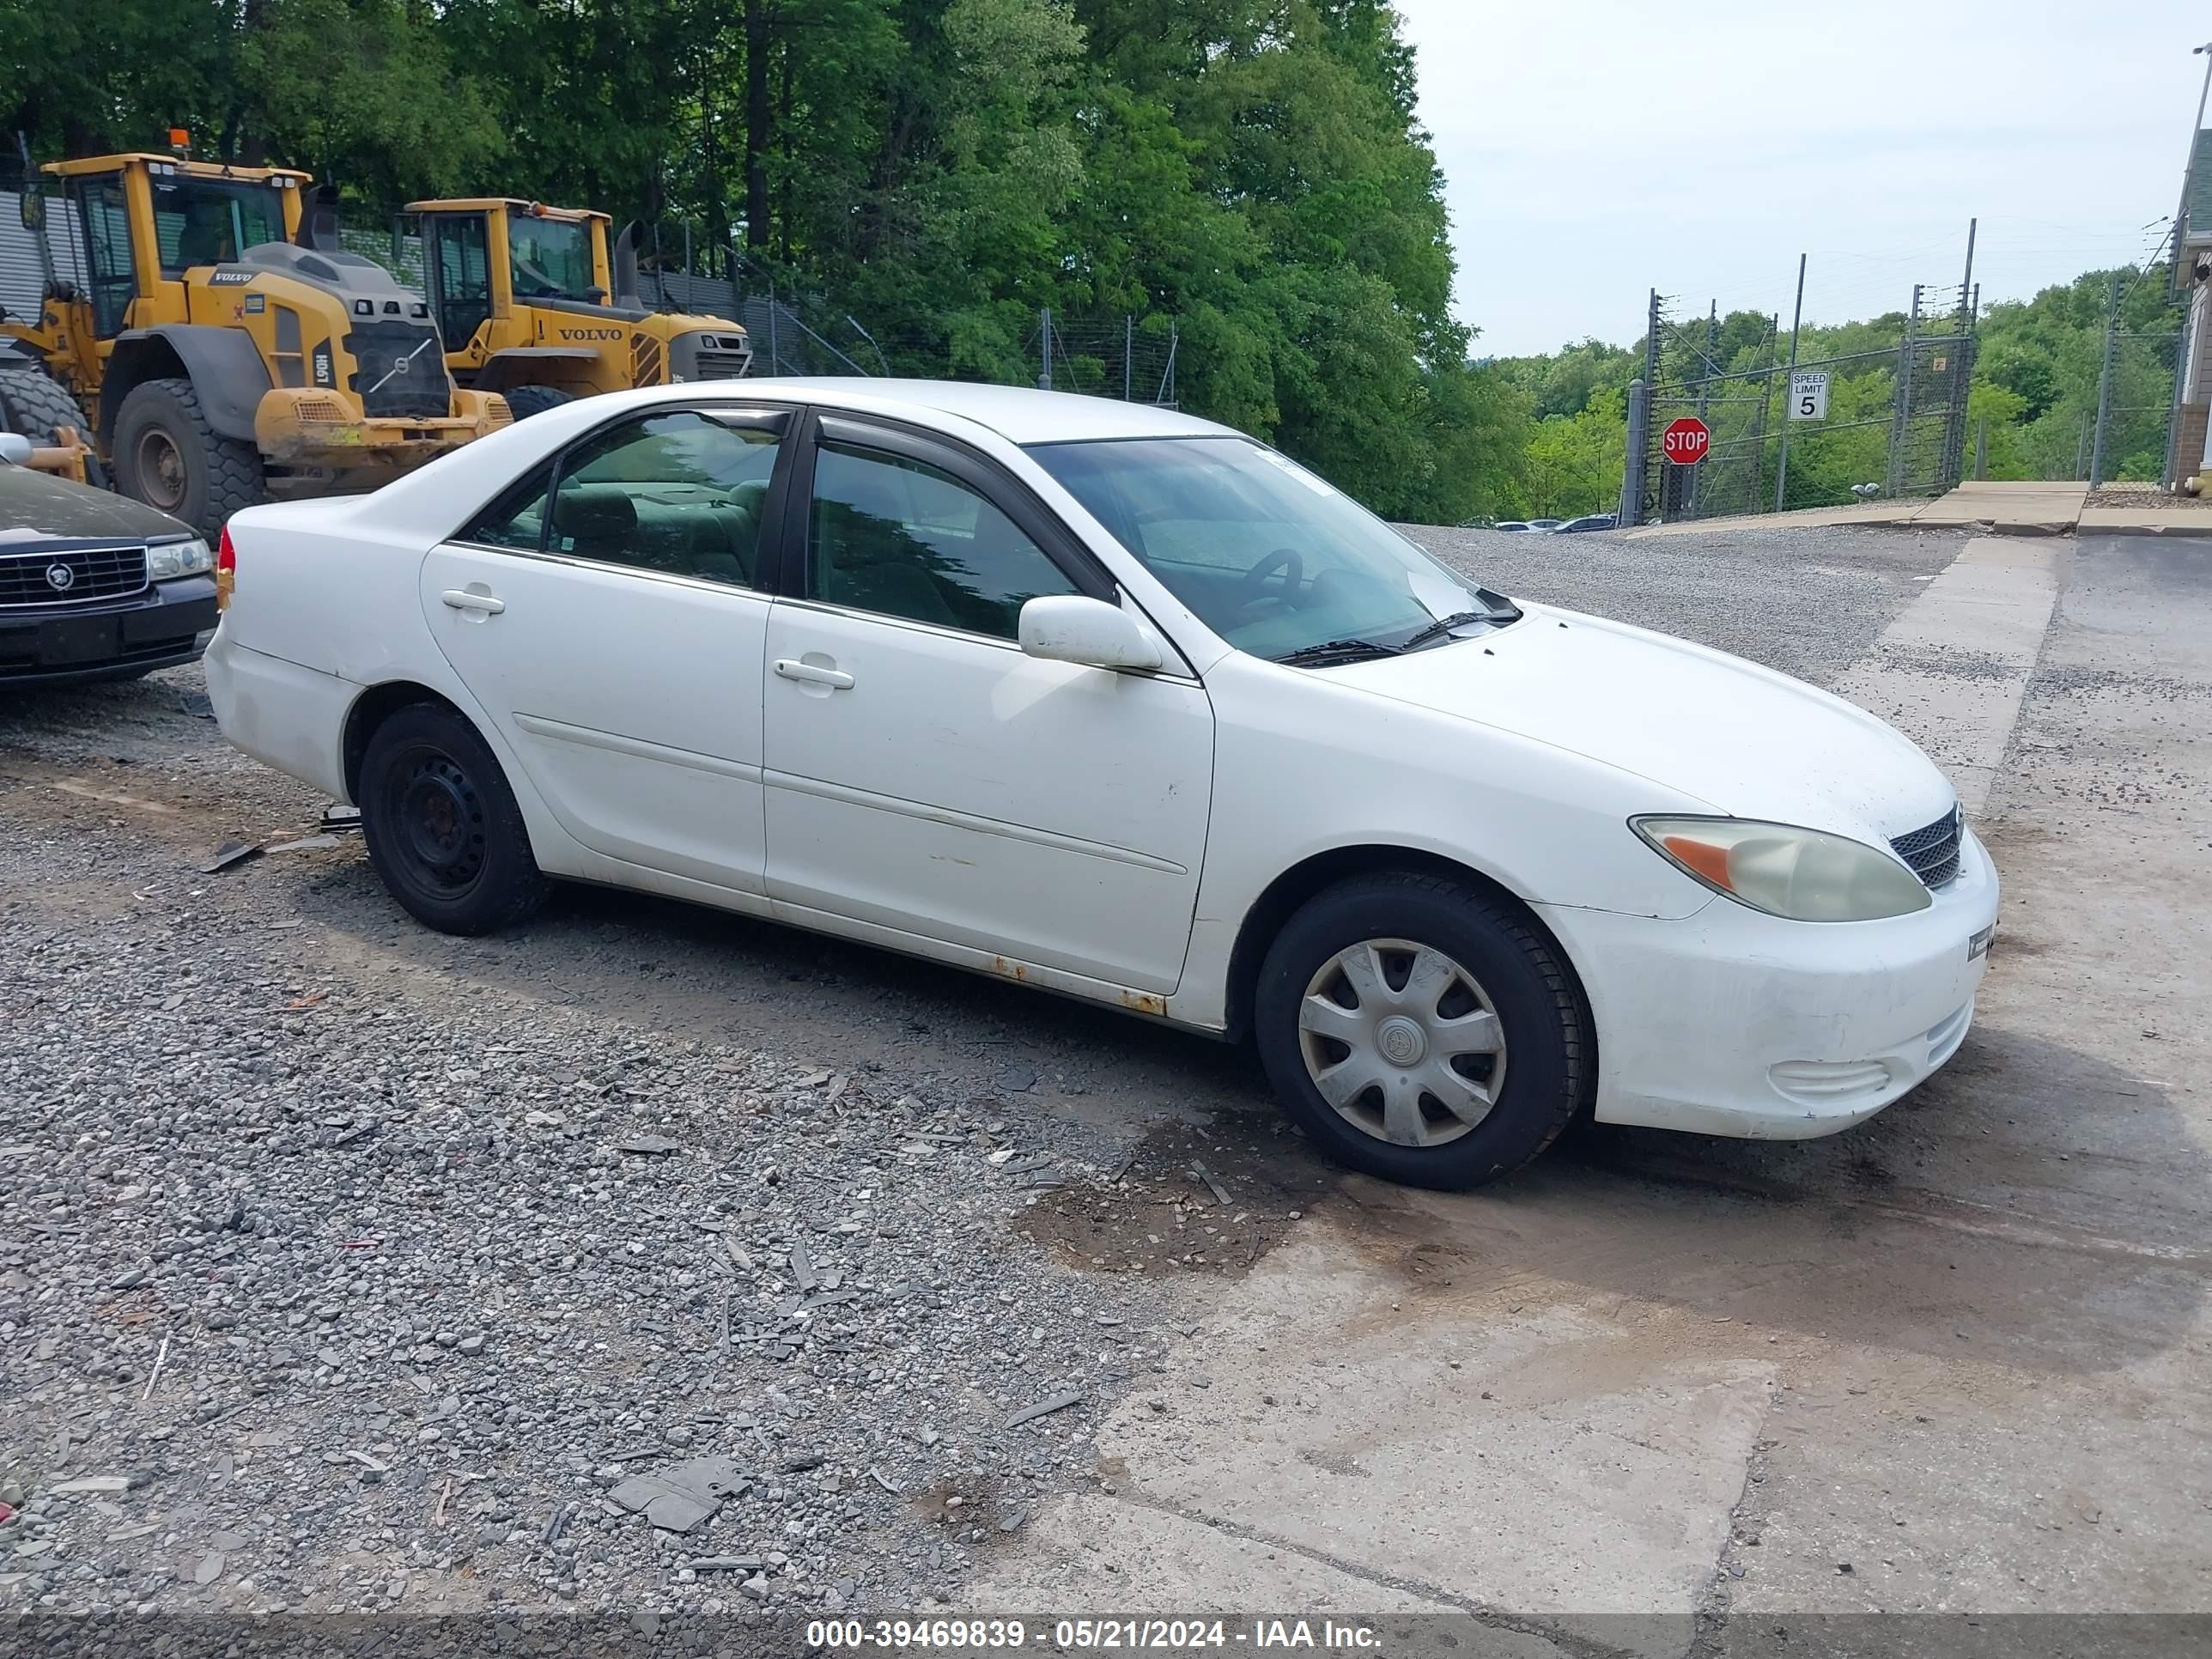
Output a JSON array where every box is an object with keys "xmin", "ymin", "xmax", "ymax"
[{"xmin": 605, "ymin": 1455, "xmax": 749, "ymax": 1534}]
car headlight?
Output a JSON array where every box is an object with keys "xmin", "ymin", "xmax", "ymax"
[
  {"xmin": 147, "ymin": 537, "xmax": 213, "ymax": 580},
  {"xmin": 1632, "ymin": 816, "xmax": 1931, "ymax": 921}
]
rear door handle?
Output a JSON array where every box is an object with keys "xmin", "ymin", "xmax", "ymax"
[
  {"xmin": 441, "ymin": 589, "xmax": 506, "ymax": 615},
  {"xmin": 774, "ymin": 659, "xmax": 854, "ymax": 690}
]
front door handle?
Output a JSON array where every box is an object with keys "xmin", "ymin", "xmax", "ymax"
[
  {"xmin": 441, "ymin": 588, "xmax": 506, "ymax": 615},
  {"xmin": 774, "ymin": 659, "xmax": 854, "ymax": 690}
]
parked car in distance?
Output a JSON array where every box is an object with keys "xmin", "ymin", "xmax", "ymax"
[
  {"xmin": 0, "ymin": 432, "xmax": 218, "ymax": 686},
  {"xmin": 1553, "ymin": 514, "xmax": 1618, "ymax": 534},
  {"xmin": 206, "ymin": 382, "xmax": 1997, "ymax": 1189},
  {"xmin": 1526, "ymin": 518, "xmax": 1564, "ymax": 532},
  {"xmin": 1491, "ymin": 520, "xmax": 1534, "ymax": 532}
]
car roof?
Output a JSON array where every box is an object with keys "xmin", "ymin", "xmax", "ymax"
[{"xmin": 734, "ymin": 379, "xmax": 1235, "ymax": 446}]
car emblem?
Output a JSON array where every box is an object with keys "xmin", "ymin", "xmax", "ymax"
[{"xmin": 46, "ymin": 562, "xmax": 75, "ymax": 592}]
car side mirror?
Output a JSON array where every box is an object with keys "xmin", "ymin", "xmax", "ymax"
[
  {"xmin": 0, "ymin": 433, "xmax": 32, "ymax": 466},
  {"xmin": 1018, "ymin": 594, "xmax": 1162, "ymax": 672}
]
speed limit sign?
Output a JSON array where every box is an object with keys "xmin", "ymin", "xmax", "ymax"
[{"xmin": 1790, "ymin": 370, "xmax": 1830, "ymax": 421}]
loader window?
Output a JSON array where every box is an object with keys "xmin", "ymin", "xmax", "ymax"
[
  {"xmin": 508, "ymin": 216, "xmax": 596, "ymax": 301},
  {"xmin": 153, "ymin": 179, "xmax": 285, "ymax": 274},
  {"xmin": 76, "ymin": 176, "xmax": 137, "ymax": 337},
  {"xmin": 431, "ymin": 215, "xmax": 493, "ymax": 347}
]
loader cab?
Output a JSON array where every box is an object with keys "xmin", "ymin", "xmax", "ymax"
[
  {"xmin": 411, "ymin": 199, "xmax": 614, "ymax": 355},
  {"xmin": 46, "ymin": 155, "xmax": 306, "ymax": 343}
]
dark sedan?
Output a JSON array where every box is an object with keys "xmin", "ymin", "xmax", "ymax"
[{"xmin": 0, "ymin": 438, "xmax": 218, "ymax": 686}]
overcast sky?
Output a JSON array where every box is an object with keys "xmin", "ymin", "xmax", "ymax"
[{"xmin": 1391, "ymin": 0, "xmax": 2211, "ymax": 357}]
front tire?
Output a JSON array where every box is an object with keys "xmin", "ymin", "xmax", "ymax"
[
  {"xmin": 359, "ymin": 702, "xmax": 550, "ymax": 935},
  {"xmin": 0, "ymin": 365, "xmax": 106, "ymax": 486},
  {"xmin": 112, "ymin": 378, "xmax": 265, "ymax": 538},
  {"xmin": 500, "ymin": 385, "xmax": 576, "ymax": 420},
  {"xmin": 1254, "ymin": 872, "xmax": 1593, "ymax": 1189}
]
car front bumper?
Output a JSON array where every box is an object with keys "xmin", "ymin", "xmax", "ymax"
[
  {"xmin": 1536, "ymin": 826, "xmax": 2000, "ymax": 1139},
  {"xmin": 0, "ymin": 576, "xmax": 218, "ymax": 685}
]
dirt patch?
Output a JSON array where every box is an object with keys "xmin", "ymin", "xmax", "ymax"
[{"xmin": 1011, "ymin": 1118, "xmax": 1336, "ymax": 1279}]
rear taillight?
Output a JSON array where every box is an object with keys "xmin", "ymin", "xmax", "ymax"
[{"xmin": 216, "ymin": 525, "xmax": 235, "ymax": 610}]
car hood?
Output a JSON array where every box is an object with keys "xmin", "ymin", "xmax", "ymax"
[
  {"xmin": 0, "ymin": 465, "xmax": 194, "ymax": 544},
  {"xmin": 1327, "ymin": 603, "xmax": 1956, "ymax": 843}
]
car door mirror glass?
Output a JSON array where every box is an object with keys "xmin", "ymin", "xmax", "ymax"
[{"xmin": 1018, "ymin": 594, "xmax": 1162, "ymax": 672}]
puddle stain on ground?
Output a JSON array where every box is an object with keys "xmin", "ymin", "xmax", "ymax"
[{"xmin": 1012, "ymin": 1119, "xmax": 1336, "ymax": 1279}]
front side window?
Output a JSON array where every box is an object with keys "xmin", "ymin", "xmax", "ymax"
[
  {"xmin": 1030, "ymin": 436, "xmax": 1510, "ymax": 661},
  {"xmin": 431, "ymin": 215, "xmax": 493, "ymax": 347},
  {"xmin": 463, "ymin": 410, "xmax": 781, "ymax": 585},
  {"xmin": 152, "ymin": 178, "xmax": 286, "ymax": 275},
  {"xmin": 508, "ymin": 216, "xmax": 596, "ymax": 301},
  {"xmin": 808, "ymin": 442, "xmax": 1078, "ymax": 637}
]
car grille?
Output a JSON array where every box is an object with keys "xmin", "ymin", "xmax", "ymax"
[
  {"xmin": 694, "ymin": 348, "xmax": 752, "ymax": 380},
  {"xmin": 345, "ymin": 321, "xmax": 455, "ymax": 419},
  {"xmin": 1891, "ymin": 805, "xmax": 1963, "ymax": 889},
  {"xmin": 0, "ymin": 543, "xmax": 148, "ymax": 608}
]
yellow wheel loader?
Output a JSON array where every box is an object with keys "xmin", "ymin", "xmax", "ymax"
[
  {"xmin": 0, "ymin": 149, "xmax": 509, "ymax": 536},
  {"xmin": 405, "ymin": 198, "xmax": 751, "ymax": 417}
]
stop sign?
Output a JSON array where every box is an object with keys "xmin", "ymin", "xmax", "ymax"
[{"xmin": 1662, "ymin": 416, "xmax": 1711, "ymax": 465}]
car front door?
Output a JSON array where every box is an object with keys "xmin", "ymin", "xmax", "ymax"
[
  {"xmin": 418, "ymin": 404, "xmax": 789, "ymax": 895},
  {"xmin": 759, "ymin": 414, "xmax": 1214, "ymax": 995}
]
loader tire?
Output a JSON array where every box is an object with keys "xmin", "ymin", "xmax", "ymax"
[
  {"xmin": 0, "ymin": 365, "xmax": 106, "ymax": 486},
  {"xmin": 500, "ymin": 385, "xmax": 575, "ymax": 420},
  {"xmin": 112, "ymin": 377, "xmax": 265, "ymax": 539}
]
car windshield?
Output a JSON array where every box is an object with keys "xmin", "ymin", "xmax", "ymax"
[
  {"xmin": 153, "ymin": 178, "xmax": 288, "ymax": 274},
  {"xmin": 508, "ymin": 216, "xmax": 596, "ymax": 300},
  {"xmin": 1028, "ymin": 435, "xmax": 1512, "ymax": 660}
]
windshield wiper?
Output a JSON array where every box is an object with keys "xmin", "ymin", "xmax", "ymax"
[
  {"xmin": 1271, "ymin": 638, "xmax": 1402, "ymax": 666},
  {"xmin": 1399, "ymin": 608, "xmax": 1508, "ymax": 653}
]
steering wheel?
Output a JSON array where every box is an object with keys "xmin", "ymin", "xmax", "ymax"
[{"xmin": 1233, "ymin": 546, "xmax": 1306, "ymax": 611}]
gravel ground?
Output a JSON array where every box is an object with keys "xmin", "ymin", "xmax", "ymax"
[
  {"xmin": 0, "ymin": 668, "xmax": 1336, "ymax": 1620},
  {"xmin": 0, "ymin": 519, "xmax": 1966, "ymax": 1620},
  {"xmin": 1404, "ymin": 523, "xmax": 1967, "ymax": 682}
]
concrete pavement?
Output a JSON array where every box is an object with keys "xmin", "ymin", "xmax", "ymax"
[
  {"xmin": 1626, "ymin": 479, "xmax": 2212, "ymax": 540},
  {"xmin": 970, "ymin": 531, "xmax": 2212, "ymax": 1646}
]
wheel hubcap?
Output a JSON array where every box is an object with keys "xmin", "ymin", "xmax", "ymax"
[
  {"xmin": 396, "ymin": 754, "xmax": 486, "ymax": 890},
  {"xmin": 1297, "ymin": 938, "xmax": 1509, "ymax": 1148},
  {"xmin": 134, "ymin": 428, "xmax": 187, "ymax": 513}
]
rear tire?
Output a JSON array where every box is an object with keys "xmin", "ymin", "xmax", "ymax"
[
  {"xmin": 0, "ymin": 365, "xmax": 106, "ymax": 487},
  {"xmin": 1254, "ymin": 871, "xmax": 1594, "ymax": 1189},
  {"xmin": 359, "ymin": 702, "xmax": 550, "ymax": 935},
  {"xmin": 500, "ymin": 385, "xmax": 576, "ymax": 420},
  {"xmin": 112, "ymin": 377, "xmax": 265, "ymax": 538}
]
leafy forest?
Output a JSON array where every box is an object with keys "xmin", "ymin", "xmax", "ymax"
[{"xmin": 3, "ymin": 0, "xmax": 2185, "ymax": 523}]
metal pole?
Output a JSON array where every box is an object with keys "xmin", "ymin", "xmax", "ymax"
[
  {"xmin": 2075, "ymin": 411, "xmax": 2090, "ymax": 480},
  {"xmin": 1620, "ymin": 378, "xmax": 1650, "ymax": 526},
  {"xmin": 1750, "ymin": 313, "xmax": 1776, "ymax": 513},
  {"xmin": 2165, "ymin": 298, "xmax": 2193, "ymax": 486},
  {"xmin": 1686, "ymin": 300, "xmax": 1717, "ymax": 517},
  {"xmin": 1975, "ymin": 416, "xmax": 1988, "ymax": 479},
  {"xmin": 1887, "ymin": 284, "xmax": 1922, "ymax": 497},
  {"xmin": 1638, "ymin": 288, "xmax": 1661, "ymax": 519},
  {"xmin": 2090, "ymin": 268, "xmax": 2121, "ymax": 487},
  {"xmin": 1124, "ymin": 315, "xmax": 1133, "ymax": 400},
  {"xmin": 1774, "ymin": 254, "xmax": 1806, "ymax": 512},
  {"xmin": 1942, "ymin": 219, "xmax": 1978, "ymax": 488},
  {"xmin": 1037, "ymin": 307, "xmax": 1052, "ymax": 390},
  {"xmin": 2176, "ymin": 45, "xmax": 2212, "ymax": 264}
]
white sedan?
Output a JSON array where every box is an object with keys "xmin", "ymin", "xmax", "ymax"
[{"xmin": 206, "ymin": 381, "xmax": 1997, "ymax": 1188}]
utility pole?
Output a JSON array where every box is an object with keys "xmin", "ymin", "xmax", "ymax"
[
  {"xmin": 2175, "ymin": 43, "xmax": 2212, "ymax": 277},
  {"xmin": 2090, "ymin": 269, "xmax": 2122, "ymax": 487},
  {"xmin": 1621, "ymin": 288, "xmax": 1661, "ymax": 525},
  {"xmin": 1774, "ymin": 254, "xmax": 1807, "ymax": 512}
]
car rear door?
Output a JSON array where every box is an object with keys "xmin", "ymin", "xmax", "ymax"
[
  {"xmin": 757, "ymin": 412, "xmax": 1214, "ymax": 995},
  {"xmin": 418, "ymin": 404, "xmax": 789, "ymax": 895}
]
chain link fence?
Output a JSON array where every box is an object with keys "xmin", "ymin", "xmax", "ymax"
[{"xmin": 1624, "ymin": 284, "xmax": 1976, "ymax": 526}]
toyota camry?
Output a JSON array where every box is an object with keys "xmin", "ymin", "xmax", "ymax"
[{"xmin": 204, "ymin": 382, "xmax": 1997, "ymax": 1188}]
